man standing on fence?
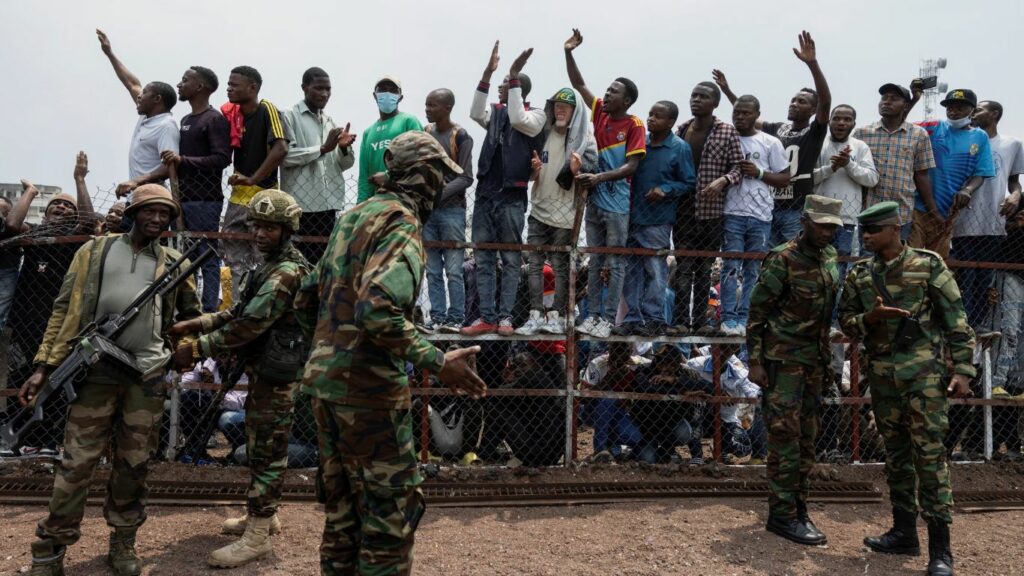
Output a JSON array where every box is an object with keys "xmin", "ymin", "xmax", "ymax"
[
  {"xmin": 423, "ymin": 88, "xmax": 475, "ymax": 333},
  {"xmin": 747, "ymin": 194, "xmax": 842, "ymax": 546},
  {"xmin": 840, "ymin": 201, "xmax": 975, "ymax": 576},
  {"xmin": 223, "ymin": 66, "xmax": 292, "ymax": 298},
  {"xmin": 713, "ymin": 31, "xmax": 832, "ymax": 247},
  {"xmin": 564, "ymin": 28, "xmax": 647, "ymax": 339},
  {"xmin": 161, "ymin": 64, "xmax": 233, "ymax": 312},
  {"xmin": 282, "ymin": 67, "xmax": 357, "ymax": 265},
  {"xmin": 169, "ymin": 189, "xmax": 310, "ymax": 568},
  {"xmin": 295, "ymin": 132, "xmax": 486, "ymax": 575},
  {"xmin": 357, "ymin": 76, "xmax": 423, "ymax": 204},
  {"xmin": 96, "ymin": 30, "xmax": 180, "ymax": 202},
  {"xmin": 463, "ymin": 42, "xmax": 546, "ymax": 336},
  {"xmin": 19, "ymin": 185, "xmax": 200, "ymax": 576}
]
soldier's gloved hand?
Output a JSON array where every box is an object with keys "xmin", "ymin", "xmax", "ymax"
[
  {"xmin": 18, "ymin": 367, "xmax": 49, "ymax": 407},
  {"xmin": 439, "ymin": 346, "xmax": 487, "ymax": 399},
  {"xmin": 171, "ymin": 343, "xmax": 196, "ymax": 372},
  {"xmin": 947, "ymin": 374, "xmax": 973, "ymax": 398}
]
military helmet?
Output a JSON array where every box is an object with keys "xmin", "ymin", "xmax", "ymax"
[{"xmin": 247, "ymin": 189, "xmax": 302, "ymax": 232}]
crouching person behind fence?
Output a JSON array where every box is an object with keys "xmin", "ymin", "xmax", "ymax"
[
  {"xmin": 168, "ymin": 189, "xmax": 310, "ymax": 568},
  {"xmin": 19, "ymin": 185, "xmax": 200, "ymax": 576},
  {"xmin": 295, "ymin": 132, "xmax": 486, "ymax": 576}
]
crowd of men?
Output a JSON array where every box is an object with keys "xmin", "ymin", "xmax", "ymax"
[{"xmin": 1, "ymin": 26, "xmax": 1023, "ymax": 576}]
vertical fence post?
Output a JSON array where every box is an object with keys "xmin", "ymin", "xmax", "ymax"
[
  {"xmin": 165, "ymin": 375, "xmax": 181, "ymax": 462},
  {"xmin": 712, "ymin": 343, "xmax": 722, "ymax": 463},
  {"xmin": 850, "ymin": 343, "xmax": 861, "ymax": 463},
  {"xmin": 420, "ymin": 370, "xmax": 430, "ymax": 464},
  {"xmin": 983, "ymin": 347, "xmax": 993, "ymax": 461}
]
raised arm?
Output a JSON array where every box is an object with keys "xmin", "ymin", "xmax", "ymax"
[
  {"xmin": 563, "ymin": 29, "xmax": 596, "ymax": 108},
  {"xmin": 711, "ymin": 69, "xmax": 738, "ymax": 106},
  {"xmin": 96, "ymin": 29, "xmax": 142, "ymax": 104},
  {"xmin": 469, "ymin": 41, "xmax": 499, "ymax": 128},
  {"xmin": 792, "ymin": 31, "xmax": 831, "ymax": 125},
  {"xmin": 6, "ymin": 180, "xmax": 38, "ymax": 233},
  {"xmin": 506, "ymin": 48, "xmax": 547, "ymax": 138},
  {"xmin": 73, "ymin": 151, "xmax": 96, "ymax": 220}
]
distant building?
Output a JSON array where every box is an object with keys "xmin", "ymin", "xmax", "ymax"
[{"xmin": 0, "ymin": 183, "xmax": 61, "ymax": 226}]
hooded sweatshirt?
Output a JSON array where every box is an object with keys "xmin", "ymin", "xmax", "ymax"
[{"xmin": 530, "ymin": 89, "xmax": 599, "ymax": 229}]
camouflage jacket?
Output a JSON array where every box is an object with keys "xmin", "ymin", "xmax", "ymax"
[
  {"xmin": 34, "ymin": 234, "xmax": 201, "ymax": 367},
  {"xmin": 747, "ymin": 236, "xmax": 839, "ymax": 367},
  {"xmin": 839, "ymin": 245, "xmax": 976, "ymax": 380},
  {"xmin": 197, "ymin": 243, "xmax": 309, "ymax": 358},
  {"xmin": 295, "ymin": 189, "xmax": 445, "ymax": 410}
]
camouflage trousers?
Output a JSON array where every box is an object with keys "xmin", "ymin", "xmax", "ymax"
[
  {"xmin": 244, "ymin": 375, "xmax": 297, "ymax": 517},
  {"xmin": 35, "ymin": 370, "xmax": 165, "ymax": 546},
  {"xmin": 868, "ymin": 374, "xmax": 953, "ymax": 524},
  {"xmin": 763, "ymin": 360, "xmax": 824, "ymax": 519},
  {"xmin": 312, "ymin": 399, "xmax": 425, "ymax": 576}
]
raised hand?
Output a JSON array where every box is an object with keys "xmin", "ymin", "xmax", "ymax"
[
  {"xmin": 509, "ymin": 48, "xmax": 533, "ymax": 78},
  {"xmin": 486, "ymin": 40, "xmax": 500, "ymax": 74},
  {"xmin": 96, "ymin": 29, "xmax": 112, "ymax": 55},
  {"xmin": 792, "ymin": 30, "xmax": 817, "ymax": 64},
  {"xmin": 564, "ymin": 28, "xmax": 583, "ymax": 52},
  {"xmin": 711, "ymin": 69, "xmax": 730, "ymax": 93},
  {"xmin": 73, "ymin": 151, "xmax": 89, "ymax": 180}
]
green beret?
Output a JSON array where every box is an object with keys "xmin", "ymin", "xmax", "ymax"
[{"xmin": 857, "ymin": 201, "xmax": 901, "ymax": 226}]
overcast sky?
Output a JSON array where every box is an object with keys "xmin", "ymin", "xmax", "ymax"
[{"xmin": 3, "ymin": 0, "xmax": 1023, "ymax": 208}]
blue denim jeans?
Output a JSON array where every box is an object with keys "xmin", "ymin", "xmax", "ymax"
[
  {"xmin": 0, "ymin": 265, "xmax": 20, "ymax": 331},
  {"xmin": 623, "ymin": 223, "xmax": 671, "ymax": 325},
  {"xmin": 952, "ymin": 235, "xmax": 1003, "ymax": 327},
  {"xmin": 831, "ymin": 223, "xmax": 856, "ymax": 278},
  {"xmin": 585, "ymin": 206, "xmax": 629, "ymax": 320},
  {"xmin": 471, "ymin": 196, "xmax": 525, "ymax": 323},
  {"xmin": 721, "ymin": 215, "xmax": 770, "ymax": 324},
  {"xmin": 182, "ymin": 200, "xmax": 224, "ymax": 313},
  {"xmin": 769, "ymin": 208, "xmax": 803, "ymax": 248},
  {"xmin": 587, "ymin": 399, "xmax": 643, "ymax": 455},
  {"xmin": 423, "ymin": 206, "xmax": 466, "ymax": 325}
]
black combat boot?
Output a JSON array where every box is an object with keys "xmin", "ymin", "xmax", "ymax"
[
  {"xmin": 108, "ymin": 527, "xmax": 141, "ymax": 576},
  {"xmin": 766, "ymin": 514, "xmax": 827, "ymax": 546},
  {"xmin": 796, "ymin": 500, "xmax": 827, "ymax": 543},
  {"xmin": 926, "ymin": 521, "xmax": 954, "ymax": 576},
  {"xmin": 864, "ymin": 507, "xmax": 921, "ymax": 555}
]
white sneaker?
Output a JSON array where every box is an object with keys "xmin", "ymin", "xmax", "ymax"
[
  {"xmin": 721, "ymin": 321, "xmax": 746, "ymax": 337},
  {"xmin": 540, "ymin": 311, "xmax": 565, "ymax": 334},
  {"xmin": 576, "ymin": 316, "xmax": 599, "ymax": 336},
  {"xmin": 515, "ymin": 310, "xmax": 545, "ymax": 335},
  {"xmin": 592, "ymin": 317, "xmax": 613, "ymax": 339}
]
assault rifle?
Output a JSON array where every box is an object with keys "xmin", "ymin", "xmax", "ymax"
[{"xmin": 1, "ymin": 242, "xmax": 217, "ymax": 446}]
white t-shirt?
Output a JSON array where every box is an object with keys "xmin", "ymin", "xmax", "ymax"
[
  {"xmin": 724, "ymin": 131, "xmax": 788, "ymax": 222},
  {"xmin": 953, "ymin": 134, "xmax": 1024, "ymax": 237},
  {"xmin": 129, "ymin": 112, "xmax": 180, "ymax": 179}
]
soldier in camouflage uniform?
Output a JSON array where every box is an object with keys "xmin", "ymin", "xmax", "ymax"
[
  {"xmin": 295, "ymin": 131, "xmax": 486, "ymax": 576},
  {"xmin": 839, "ymin": 201, "xmax": 974, "ymax": 576},
  {"xmin": 747, "ymin": 195, "xmax": 842, "ymax": 546},
  {"xmin": 19, "ymin": 185, "xmax": 201, "ymax": 576},
  {"xmin": 169, "ymin": 189, "xmax": 310, "ymax": 568}
]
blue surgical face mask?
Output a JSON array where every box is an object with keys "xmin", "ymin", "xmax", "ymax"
[
  {"xmin": 948, "ymin": 116, "xmax": 971, "ymax": 129},
  {"xmin": 376, "ymin": 92, "xmax": 400, "ymax": 114}
]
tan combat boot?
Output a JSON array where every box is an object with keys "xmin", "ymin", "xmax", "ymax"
[
  {"xmin": 222, "ymin": 512, "xmax": 282, "ymax": 536},
  {"xmin": 208, "ymin": 514, "xmax": 273, "ymax": 568},
  {"xmin": 29, "ymin": 540, "xmax": 65, "ymax": 576},
  {"xmin": 107, "ymin": 527, "xmax": 141, "ymax": 576}
]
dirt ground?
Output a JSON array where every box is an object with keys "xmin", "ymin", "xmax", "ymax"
[{"xmin": 1, "ymin": 461, "xmax": 1022, "ymax": 575}]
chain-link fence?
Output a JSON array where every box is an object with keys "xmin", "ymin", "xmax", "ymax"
[{"xmin": 2, "ymin": 144, "xmax": 1024, "ymax": 473}]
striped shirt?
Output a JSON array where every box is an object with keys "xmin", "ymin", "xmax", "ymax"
[
  {"xmin": 676, "ymin": 118, "xmax": 744, "ymax": 220},
  {"xmin": 853, "ymin": 120, "xmax": 935, "ymax": 224}
]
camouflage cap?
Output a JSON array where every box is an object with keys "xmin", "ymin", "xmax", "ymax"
[
  {"xmin": 803, "ymin": 194, "xmax": 843, "ymax": 226},
  {"xmin": 857, "ymin": 201, "xmax": 901, "ymax": 226},
  {"xmin": 548, "ymin": 88, "xmax": 577, "ymax": 107},
  {"xmin": 247, "ymin": 188, "xmax": 302, "ymax": 232},
  {"xmin": 125, "ymin": 184, "xmax": 181, "ymax": 218},
  {"xmin": 386, "ymin": 131, "xmax": 463, "ymax": 175}
]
